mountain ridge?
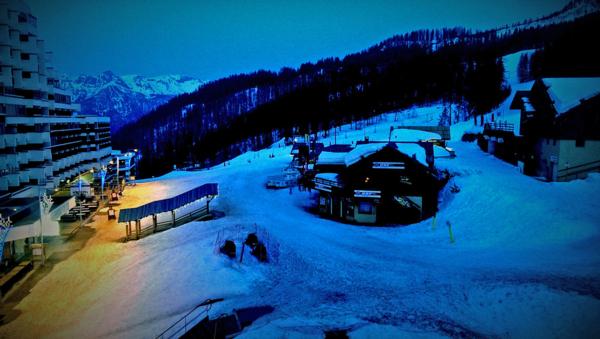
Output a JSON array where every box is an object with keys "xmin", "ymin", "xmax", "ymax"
[{"xmin": 60, "ymin": 71, "xmax": 203, "ymax": 132}]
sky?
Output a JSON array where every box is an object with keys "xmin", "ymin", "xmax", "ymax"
[{"xmin": 27, "ymin": 0, "xmax": 570, "ymax": 81}]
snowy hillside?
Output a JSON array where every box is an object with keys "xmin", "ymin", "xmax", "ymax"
[
  {"xmin": 60, "ymin": 71, "xmax": 203, "ymax": 131},
  {"xmin": 2, "ymin": 111, "xmax": 598, "ymax": 338}
]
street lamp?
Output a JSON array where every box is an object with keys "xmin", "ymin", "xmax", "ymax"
[
  {"xmin": 39, "ymin": 192, "xmax": 53, "ymax": 266},
  {"xmin": 0, "ymin": 214, "xmax": 13, "ymax": 264},
  {"xmin": 100, "ymin": 167, "xmax": 107, "ymax": 201}
]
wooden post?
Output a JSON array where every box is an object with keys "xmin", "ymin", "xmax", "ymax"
[
  {"xmin": 447, "ymin": 221, "xmax": 455, "ymax": 244},
  {"xmin": 136, "ymin": 220, "xmax": 141, "ymax": 239},
  {"xmin": 126, "ymin": 221, "xmax": 131, "ymax": 241},
  {"xmin": 152, "ymin": 214, "xmax": 157, "ymax": 233},
  {"xmin": 239, "ymin": 243, "xmax": 245, "ymax": 263},
  {"xmin": 171, "ymin": 210, "xmax": 176, "ymax": 227}
]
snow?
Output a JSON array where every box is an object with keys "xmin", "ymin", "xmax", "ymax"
[
  {"xmin": 315, "ymin": 173, "xmax": 339, "ymax": 182},
  {"xmin": 542, "ymin": 77, "xmax": 600, "ymax": 114},
  {"xmin": 394, "ymin": 143, "xmax": 428, "ymax": 166},
  {"xmin": 121, "ymin": 74, "xmax": 203, "ymax": 97},
  {"xmin": 344, "ymin": 143, "xmax": 389, "ymax": 167},
  {"xmin": 3, "ymin": 109, "xmax": 600, "ymax": 338},
  {"xmin": 450, "ymin": 50, "xmax": 536, "ymax": 138},
  {"xmin": 316, "ymin": 151, "xmax": 346, "ymax": 165},
  {"xmin": 433, "ymin": 145, "xmax": 452, "ymax": 158},
  {"xmin": 390, "ymin": 128, "xmax": 441, "ymax": 142}
]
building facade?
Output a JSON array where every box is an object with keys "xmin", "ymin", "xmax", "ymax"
[
  {"xmin": 512, "ymin": 78, "xmax": 600, "ymax": 181},
  {"xmin": 1, "ymin": 0, "xmax": 112, "ymax": 265},
  {"xmin": 313, "ymin": 142, "xmax": 445, "ymax": 225}
]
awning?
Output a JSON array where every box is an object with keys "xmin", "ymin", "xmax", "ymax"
[{"xmin": 118, "ymin": 183, "xmax": 218, "ymax": 223}]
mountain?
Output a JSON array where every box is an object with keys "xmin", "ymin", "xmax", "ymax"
[
  {"xmin": 495, "ymin": 0, "xmax": 600, "ymax": 36},
  {"xmin": 113, "ymin": 0, "xmax": 600, "ymax": 178},
  {"xmin": 61, "ymin": 72, "xmax": 203, "ymax": 132}
]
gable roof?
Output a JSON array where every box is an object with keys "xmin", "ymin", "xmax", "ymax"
[
  {"xmin": 542, "ymin": 77, "xmax": 600, "ymax": 115},
  {"xmin": 317, "ymin": 143, "xmax": 428, "ymax": 168}
]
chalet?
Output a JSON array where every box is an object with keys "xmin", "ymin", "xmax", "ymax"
[
  {"xmin": 509, "ymin": 77, "xmax": 600, "ymax": 181},
  {"xmin": 313, "ymin": 142, "xmax": 446, "ymax": 225}
]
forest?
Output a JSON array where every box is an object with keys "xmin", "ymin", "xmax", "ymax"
[{"xmin": 113, "ymin": 12, "xmax": 600, "ymax": 178}]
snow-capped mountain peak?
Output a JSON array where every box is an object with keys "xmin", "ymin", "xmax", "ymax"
[{"xmin": 60, "ymin": 72, "xmax": 203, "ymax": 131}]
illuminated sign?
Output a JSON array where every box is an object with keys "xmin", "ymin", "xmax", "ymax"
[
  {"xmin": 373, "ymin": 161, "xmax": 405, "ymax": 170},
  {"xmin": 354, "ymin": 190, "xmax": 381, "ymax": 198}
]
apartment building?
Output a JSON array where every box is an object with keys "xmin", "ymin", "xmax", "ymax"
[{"xmin": 0, "ymin": 0, "xmax": 112, "ymax": 264}]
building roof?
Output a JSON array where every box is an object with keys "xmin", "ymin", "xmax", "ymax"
[
  {"xmin": 323, "ymin": 144, "xmax": 353, "ymax": 153},
  {"xmin": 315, "ymin": 173, "xmax": 339, "ymax": 182},
  {"xmin": 394, "ymin": 143, "xmax": 428, "ymax": 166},
  {"xmin": 390, "ymin": 128, "xmax": 441, "ymax": 142},
  {"xmin": 318, "ymin": 142, "xmax": 428, "ymax": 168},
  {"xmin": 317, "ymin": 151, "xmax": 347, "ymax": 165},
  {"xmin": 542, "ymin": 77, "xmax": 600, "ymax": 115},
  {"xmin": 118, "ymin": 183, "xmax": 218, "ymax": 223}
]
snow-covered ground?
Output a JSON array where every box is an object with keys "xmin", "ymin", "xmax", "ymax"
[
  {"xmin": 2, "ymin": 51, "xmax": 599, "ymax": 338},
  {"xmin": 1, "ymin": 111, "xmax": 599, "ymax": 338}
]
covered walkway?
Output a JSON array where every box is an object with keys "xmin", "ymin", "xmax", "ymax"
[{"xmin": 118, "ymin": 183, "xmax": 218, "ymax": 240}]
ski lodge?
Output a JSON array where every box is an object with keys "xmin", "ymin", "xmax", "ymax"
[{"xmin": 312, "ymin": 135, "xmax": 448, "ymax": 224}]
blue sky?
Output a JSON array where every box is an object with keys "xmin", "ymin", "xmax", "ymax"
[{"xmin": 28, "ymin": 0, "xmax": 569, "ymax": 81}]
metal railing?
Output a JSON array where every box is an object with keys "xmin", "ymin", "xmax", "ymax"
[
  {"xmin": 484, "ymin": 122, "xmax": 514, "ymax": 133},
  {"xmin": 156, "ymin": 298, "xmax": 224, "ymax": 339}
]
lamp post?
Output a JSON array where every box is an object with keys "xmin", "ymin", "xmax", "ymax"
[
  {"xmin": 100, "ymin": 167, "xmax": 107, "ymax": 201},
  {"xmin": 39, "ymin": 192, "xmax": 53, "ymax": 266},
  {"xmin": 0, "ymin": 214, "xmax": 13, "ymax": 264}
]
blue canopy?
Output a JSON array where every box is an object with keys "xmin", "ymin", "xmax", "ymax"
[{"xmin": 118, "ymin": 183, "xmax": 218, "ymax": 223}]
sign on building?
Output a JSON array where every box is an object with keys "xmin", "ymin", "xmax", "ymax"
[
  {"xmin": 372, "ymin": 162, "xmax": 405, "ymax": 170},
  {"xmin": 354, "ymin": 190, "xmax": 381, "ymax": 199}
]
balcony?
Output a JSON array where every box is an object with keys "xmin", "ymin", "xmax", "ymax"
[
  {"xmin": 2, "ymin": 133, "xmax": 16, "ymax": 148},
  {"xmin": 16, "ymin": 150, "xmax": 30, "ymax": 164},
  {"xmin": 6, "ymin": 173, "xmax": 19, "ymax": 187},
  {"xmin": 25, "ymin": 131, "xmax": 50, "ymax": 145},
  {"xmin": 28, "ymin": 149, "xmax": 51, "ymax": 162}
]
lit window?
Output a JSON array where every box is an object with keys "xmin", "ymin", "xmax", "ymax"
[{"xmin": 358, "ymin": 202, "xmax": 373, "ymax": 214}]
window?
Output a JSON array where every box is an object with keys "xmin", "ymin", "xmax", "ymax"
[
  {"xmin": 358, "ymin": 202, "xmax": 373, "ymax": 214},
  {"xmin": 22, "ymin": 71, "xmax": 31, "ymax": 79},
  {"xmin": 19, "ymin": 34, "xmax": 29, "ymax": 42},
  {"xmin": 20, "ymin": 53, "xmax": 30, "ymax": 60},
  {"xmin": 18, "ymin": 13, "xmax": 27, "ymax": 23},
  {"xmin": 575, "ymin": 139, "xmax": 586, "ymax": 148}
]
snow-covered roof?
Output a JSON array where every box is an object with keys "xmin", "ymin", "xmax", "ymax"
[
  {"xmin": 433, "ymin": 145, "xmax": 452, "ymax": 158},
  {"xmin": 345, "ymin": 143, "xmax": 388, "ymax": 167},
  {"xmin": 390, "ymin": 128, "xmax": 441, "ymax": 142},
  {"xmin": 317, "ymin": 151, "xmax": 347, "ymax": 165},
  {"xmin": 395, "ymin": 143, "xmax": 428, "ymax": 166},
  {"xmin": 542, "ymin": 77, "xmax": 600, "ymax": 115},
  {"xmin": 315, "ymin": 173, "xmax": 339, "ymax": 182}
]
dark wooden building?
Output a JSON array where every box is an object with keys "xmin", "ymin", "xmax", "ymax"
[
  {"xmin": 313, "ymin": 142, "xmax": 446, "ymax": 225},
  {"xmin": 510, "ymin": 77, "xmax": 600, "ymax": 181}
]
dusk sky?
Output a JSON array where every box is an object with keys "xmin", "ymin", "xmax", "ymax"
[{"xmin": 28, "ymin": 0, "xmax": 568, "ymax": 81}]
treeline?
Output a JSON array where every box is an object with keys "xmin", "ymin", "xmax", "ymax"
[{"xmin": 113, "ymin": 12, "xmax": 600, "ymax": 178}]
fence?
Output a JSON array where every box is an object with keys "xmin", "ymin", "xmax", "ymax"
[{"xmin": 484, "ymin": 122, "xmax": 514, "ymax": 133}]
